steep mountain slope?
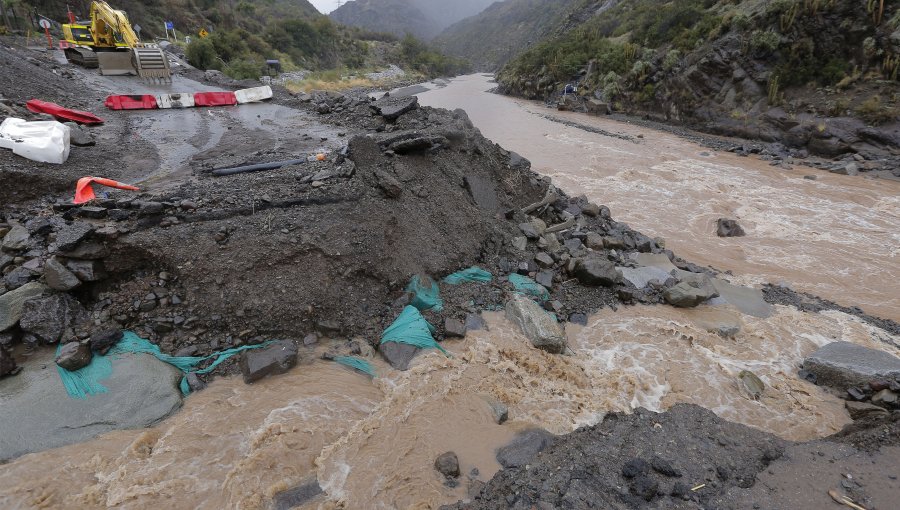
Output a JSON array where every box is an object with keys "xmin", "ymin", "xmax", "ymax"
[
  {"xmin": 496, "ymin": 0, "xmax": 900, "ymax": 158},
  {"xmin": 433, "ymin": 0, "xmax": 581, "ymax": 70},
  {"xmin": 329, "ymin": 0, "xmax": 494, "ymax": 40}
]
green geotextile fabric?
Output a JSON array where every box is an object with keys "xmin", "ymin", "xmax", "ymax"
[
  {"xmin": 57, "ymin": 331, "xmax": 274, "ymax": 399},
  {"xmin": 443, "ymin": 267, "xmax": 492, "ymax": 285},
  {"xmin": 334, "ymin": 356, "xmax": 377, "ymax": 378},
  {"xmin": 508, "ymin": 273, "xmax": 550, "ymax": 301},
  {"xmin": 406, "ymin": 275, "xmax": 443, "ymax": 312},
  {"xmin": 380, "ymin": 305, "xmax": 448, "ymax": 355}
]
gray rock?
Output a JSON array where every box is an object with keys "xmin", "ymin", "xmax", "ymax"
[
  {"xmin": 56, "ymin": 340, "xmax": 92, "ymax": 371},
  {"xmin": 273, "ymin": 480, "xmax": 323, "ymax": 510},
  {"xmin": 496, "ymin": 428, "xmax": 555, "ymax": 468},
  {"xmin": 0, "ymin": 345, "xmax": 19, "ymax": 377},
  {"xmin": 664, "ymin": 281, "xmax": 718, "ymax": 308},
  {"xmin": 844, "ymin": 400, "xmax": 889, "ymax": 419},
  {"xmin": 19, "ymin": 294, "xmax": 86, "ymax": 344},
  {"xmin": 371, "ymin": 95, "xmax": 418, "ymax": 120},
  {"xmin": 380, "ymin": 341, "xmax": 419, "ymax": 371},
  {"xmin": 871, "ymin": 389, "xmax": 898, "ymax": 406},
  {"xmin": 66, "ymin": 259, "xmax": 106, "ymax": 282},
  {"xmin": 1, "ymin": 225, "xmax": 29, "ymax": 252},
  {"xmin": 519, "ymin": 222, "xmax": 540, "ymax": 239},
  {"xmin": 58, "ymin": 241, "xmax": 108, "ymax": 260},
  {"xmin": 716, "ymin": 218, "xmax": 746, "ymax": 237},
  {"xmin": 534, "ymin": 252, "xmax": 554, "ymax": 268},
  {"xmin": 482, "ymin": 394, "xmax": 509, "ymax": 424},
  {"xmin": 54, "ymin": 222, "xmax": 94, "ymax": 252},
  {"xmin": 0, "ymin": 253, "xmax": 12, "ymax": 272},
  {"xmin": 803, "ymin": 342, "xmax": 900, "ymax": 391},
  {"xmin": 63, "ymin": 122, "xmax": 95, "ymax": 146},
  {"xmin": 564, "ymin": 238, "xmax": 583, "ymax": 253},
  {"xmin": 535, "ymin": 270, "xmax": 554, "ymax": 290},
  {"xmin": 44, "ymin": 257, "xmax": 81, "ymax": 291},
  {"xmin": 444, "ymin": 318, "xmax": 466, "ymax": 338},
  {"xmin": 0, "ymin": 282, "xmax": 48, "ymax": 331},
  {"xmin": 505, "ymin": 294, "xmax": 566, "ymax": 354},
  {"xmin": 574, "ymin": 257, "xmax": 620, "ymax": 287},
  {"xmin": 511, "ymin": 236, "xmax": 527, "ymax": 251},
  {"xmin": 831, "ymin": 162, "xmax": 859, "ymax": 176},
  {"xmin": 463, "ymin": 175, "xmax": 499, "ymax": 211},
  {"xmin": 185, "ymin": 372, "xmax": 207, "ymax": 392},
  {"xmin": 0, "ymin": 350, "xmax": 183, "ymax": 461},
  {"xmin": 585, "ymin": 232, "xmax": 604, "ymax": 250},
  {"xmin": 373, "ymin": 169, "xmax": 403, "ymax": 198},
  {"xmin": 90, "ymin": 329, "xmax": 123, "ymax": 355},
  {"xmin": 4, "ymin": 266, "xmax": 36, "ymax": 289},
  {"xmin": 435, "ymin": 451, "xmax": 461, "ymax": 478},
  {"xmin": 581, "ymin": 203, "xmax": 600, "ymax": 217},
  {"xmin": 465, "ymin": 313, "xmax": 486, "ymax": 331},
  {"xmin": 603, "ymin": 236, "xmax": 625, "ymax": 249},
  {"xmin": 75, "ymin": 206, "xmax": 107, "ymax": 219},
  {"xmin": 240, "ymin": 340, "xmax": 298, "ymax": 383},
  {"xmin": 619, "ymin": 266, "xmax": 673, "ymax": 289}
]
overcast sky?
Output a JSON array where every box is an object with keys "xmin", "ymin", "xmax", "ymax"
[{"xmin": 309, "ymin": 0, "xmax": 342, "ymax": 14}]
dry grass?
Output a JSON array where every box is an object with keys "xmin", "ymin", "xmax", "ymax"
[{"xmin": 285, "ymin": 76, "xmax": 380, "ymax": 94}]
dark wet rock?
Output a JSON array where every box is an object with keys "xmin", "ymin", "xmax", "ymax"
[
  {"xmin": 568, "ymin": 313, "xmax": 588, "ymax": 325},
  {"xmin": 63, "ymin": 122, "xmax": 95, "ymax": 146},
  {"xmin": 0, "ymin": 345, "xmax": 20, "ymax": 377},
  {"xmin": 564, "ymin": 238, "xmax": 584, "ymax": 253},
  {"xmin": 91, "ymin": 329, "xmax": 124, "ymax": 355},
  {"xmin": 847, "ymin": 387, "xmax": 867, "ymax": 401},
  {"xmin": 496, "ymin": 428, "xmax": 554, "ymax": 468},
  {"xmin": 373, "ymin": 169, "xmax": 403, "ymax": 198},
  {"xmin": 1, "ymin": 225, "xmax": 29, "ymax": 252},
  {"xmin": 19, "ymin": 294, "xmax": 86, "ymax": 344},
  {"xmin": 535, "ymin": 270, "xmax": 554, "ymax": 290},
  {"xmin": 435, "ymin": 451, "xmax": 461, "ymax": 478},
  {"xmin": 54, "ymin": 222, "xmax": 94, "ymax": 251},
  {"xmin": 622, "ymin": 458, "xmax": 650, "ymax": 478},
  {"xmin": 43, "ymin": 257, "xmax": 81, "ymax": 291},
  {"xmin": 573, "ymin": 257, "xmax": 620, "ymax": 287},
  {"xmin": 482, "ymin": 395, "xmax": 509, "ymax": 424},
  {"xmin": 534, "ymin": 252, "xmax": 554, "ymax": 268},
  {"xmin": 57, "ymin": 241, "xmax": 107, "ymax": 260},
  {"xmin": 585, "ymin": 232, "xmax": 604, "ymax": 250},
  {"xmin": 55, "ymin": 340, "xmax": 92, "ymax": 371},
  {"xmin": 186, "ymin": 372, "xmax": 207, "ymax": 392},
  {"xmin": 0, "ymin": 282, "xmax": 48, "ymax": 331},
  {"xmin": 651, "ymin": 456, "xmax": 682, "ymax": 477},
  {"xmin": 631, "ymin": 475, "xmax": 659, "ymax": 501},
  {"xmin": 273, "ymin": 480, "xmax": 323, "ymax": 510},
  {"xmin": 444, "ymin": 318, "xmax": 466, "ymax": 338},
  {"xmin": 380, "ymin": 341, "xmax": 419, "ymax": 371},
  {"xmin": 371, "ymin": 95, "xmax": 418, "ymax": 121},
  {"xmin": 505, "ymin": 294, "xmax": 566, "ymax": 354},
  {"xmin": 465, "ymin": 313, "xmax": 486, "ymax": 331},
  {"xmin": 66, "ymin": 259, "xmax": 106, "ymax": 282},
  {"xmin": 464, "ymin": 175, "xmax": 500, "ymax": 211},
  {"xmin": 75, "ymin": 206, "xmax": 107, "ymax": 219},
  {"xmin": 240, "ymin": 340, "xmax": 298, "ymax": 383},
  {"xmin": 581, "ymin": 203, "xmax": 600, "ymax": 217},
  {"xmin": 803, "ymin": 342, "xmax": 900, "ymax": 391},
  {"xmin": 845, "ymin": 401, "xmax": 889, "ymax": 420},
  {"xmin": 518, "ymin": 222, "xmax": 540, "ymax": 239},
  {"xmin": 716, "ymin": 218, "xmax": 746, "ymax": 237},
  {"xmin": 388, "ymin": 135, "xmax": 448, "ymax": 154},
  {"xmin": 4, "ymin": 266, "xmax": 36, "ymax": 289}
]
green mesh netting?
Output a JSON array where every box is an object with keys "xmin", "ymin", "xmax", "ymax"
[
  {"xmin": 508, "ymin": 273, "xmax": 550, "ymax": 301},
  {"xmin": 406, "ymin": 275, "xmax": 443, "ymax": 311},
  {"xmin": 333, "ymin": 356, "xmax": 377, "ymax": 378},
  {"xmin": 380, "ymin": 305, "xmax": 449, "ymax": 355},
  {"xmin": 444, "ymin": 267, "xmax": 493, "ymax": 285},
  {"xmin": 56, "ymin": 331, "xmax": 275, "ymax": 399}
]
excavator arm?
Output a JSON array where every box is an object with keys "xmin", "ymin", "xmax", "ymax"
[{"xmin": 89, "ymin": 0, "xmax": 141, "ymax": 48}]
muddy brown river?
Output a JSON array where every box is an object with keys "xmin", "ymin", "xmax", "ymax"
[{"xmin": 2, "ymin": 74, "xmax": 899, "ymax": 509}]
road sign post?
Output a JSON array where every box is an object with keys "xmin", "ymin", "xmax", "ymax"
[{"xmin": 39, "ymin": 19, "xmax": 52, "ymax": 49}]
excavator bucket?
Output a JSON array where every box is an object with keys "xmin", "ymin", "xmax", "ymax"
[
  {"xmin": 96, "ymin": 48, "xmax": 171, "ymax": 83},
  {"xmin": 133, "ymin": 48, "xmax": 172, "ymax": 84},
  {"xmin": 96, "ymin": 51, "xmax": 137, "ymax": 76}
]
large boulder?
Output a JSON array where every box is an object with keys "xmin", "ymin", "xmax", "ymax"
[
  {"xmin": 239, "ymin": 340, "xmax": 298, "ymax": 383},
  {"xmin": 803, "ymin": 342, "xmax": 900, "ymax": 391},
  {"xmin": 505, "ymin": 294, "xmax": 567, "ymax": 354},
  {"xmin": 371, "ymin": 95, "xmax": 418, "ymax": 121},
  {"xmin": 496, "ymin": 428, "xmax": 555, "ymax": 468},
  {"xmin": 573, "ymin": 257, "xmax": 620, "ymax": 287},
  {"xmin": 0, "ymin": 350, "xmax": 183, "ymax": 461},
  {"xmin": 0, "ymin": 282, "xmax": 48, "ymax": 332},
  {"xmin": 664, "ymin": 281, "xmax": 718, "ymax": 308},
  {"xmin": 43, "ymin": 257, "xmax": 81, "ymax": 291},
  {"xmin": 53, "ymin": 222, "xmax": 94, "ymax": 251},
  {"xmin": 379, "ymin": 341, "xmax": 420, "ymax": 371},
  {"xmin": 1, "ymin": 224, "xmax": 30, "ymax": 252},
  {"xmin": 19, "ymin": 294, "xmax": 86, "ymax": 344},
  {"xmin": 716, "ymin": 218, "xmax": 746, "ymax": 237}
]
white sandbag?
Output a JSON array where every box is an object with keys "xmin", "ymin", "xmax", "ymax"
[
  {"xmin": 0, "ymin": 118, "xmax": 71, "ymax": 164},
  {"xmin": 235, "ymin": 86, "xmax": 273, "ymax": 104}
]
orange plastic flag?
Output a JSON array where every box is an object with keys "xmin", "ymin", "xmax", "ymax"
[{"xmin": 74, "ymin": 176, "xmax": 139, "ymax": 204}]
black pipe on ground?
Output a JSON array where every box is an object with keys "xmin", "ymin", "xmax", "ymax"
[{"xmin": 211, "ymin": 158, "xmax": 308, "ymax": 177}]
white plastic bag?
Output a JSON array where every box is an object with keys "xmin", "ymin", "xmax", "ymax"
[{"xmin": 0, "ymin": 118, "xmax": 71, "ymax": 164}]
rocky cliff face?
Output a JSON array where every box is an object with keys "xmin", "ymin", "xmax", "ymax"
[
  {"xmin": 329, "ymin": 0, "xmax": 494, "ymax": 40},
  {"xmin": 494, "ymin": 0, "xmax": 900, "ymax": 159}
]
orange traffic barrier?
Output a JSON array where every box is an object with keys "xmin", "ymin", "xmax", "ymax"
[{"xmin": 74, "ymin": 176, "xmax": 139, "ymax": 204}]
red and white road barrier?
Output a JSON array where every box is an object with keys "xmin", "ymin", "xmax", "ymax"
[{"xmin": 104, "ymin": 86, "xmax": 272, "ymax": 111}]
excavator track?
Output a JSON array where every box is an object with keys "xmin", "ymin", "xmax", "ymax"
[{"xmin": 64, "ymin": 47, "xmax": 99, "ymax": 68}]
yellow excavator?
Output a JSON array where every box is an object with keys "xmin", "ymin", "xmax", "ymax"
[{"xmin": 62, "ymin": 0, "xmax": 171, "ymax": 82}]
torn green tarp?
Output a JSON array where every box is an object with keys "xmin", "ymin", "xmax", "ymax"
[
  {"xmin": 508, "ymin": 273, "xmax": 550, "ymax": 301},
  {"xmin": 56, "ymin": 331, "xmax": 274, "ymax": 399},
  {"xmin": 334, "ymin": 356, "xmax": 377, "ymax": 378},
  {"xmin": 444, "ymin": 266, "xmax": 493, "ymax": 285},
  {"xmin": 380, "ymin": 305, "xmax": 448, "ymax": 355},
  {"xmin": 406, "ymin": 275, "xmax": 443, "ymax": 311}
]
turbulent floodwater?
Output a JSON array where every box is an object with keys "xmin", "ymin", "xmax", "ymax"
[
  {"xmin": 3, "ymin": 75, "xmax": 900, "ymax": 509},
  {"xmin": 418, "ymin": 74, "xmax": 900, "ymax": 322}
]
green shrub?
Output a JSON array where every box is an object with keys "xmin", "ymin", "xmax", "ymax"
[
  {"xmin": 663, "ymin": 50, "xmax": 681, "ymax": 71},
  {"xmin": 223, "ymin": 59, "xmax": 263, "ymax": 80},
  {"xmin": 750, "ymin": 30, "xmax": 780, "ymax": 55},
  {"xmin": 186, "ymin": 37, "xmax": 218, "ymax": 70},
  {"xmin": 856, "ymin": 96, "xmax": 898, "ymax": 125}
]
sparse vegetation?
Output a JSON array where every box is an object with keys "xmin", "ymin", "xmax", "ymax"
[{"xmin": 856, "ymin": 96, "xmax": 898, "ymax": 125}]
